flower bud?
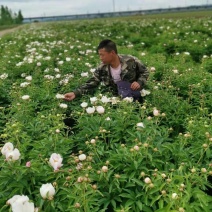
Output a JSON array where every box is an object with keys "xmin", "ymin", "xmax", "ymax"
[
  {"xmin": 102, "ymin": 166, "xmax": 108, "ymax": 173},
  {"xmin": 172, "ymin": 193, "xmax": 178, "ymax": 199},
  {"xmin": 144, "ymin": 177, "xmax": 151, "ymax": 184},
  {"xmin": 75, "ymin": 203, "xmax": 81, "ymax": 208}
]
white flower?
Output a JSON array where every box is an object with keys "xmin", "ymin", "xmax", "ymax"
[
  {"xmin": 173, "ymin": 69, "xmax": 179, "ymax": 74},
  {"xmin": 123, "ymin": 97, "xmax": 133, "ymax": 102},
  {"xmin": 49, "ymin": 153, "xmax": 63, "ymax": 170},
  {"xmin": 90, "ymin": 97, "xmax": 97, "ymax": 104},
  {"xmin": 153, "ymin": 108, "xmax": 160, "ymax": 116},
  {"xmin": 80, "ymin": 102, "xmax": 88, "ymax": 108},
  {"xmin": 1, "ymin": 142, "xmax": 14, "ymax": 156},
  {"xmin": 59, "ymin": 103, "xmax": 67, "ymax": 109},
  {"xmin": 54, "ymin": 68, "xmax": 60, "ymax": 72},
  {"xmin": 105, "ymin": 117, "xmax": 111, "ymax": 121},
  {"xmin": 90, "ymin": 139, "xmax": 96, "ymax": 144},
  {"xmin": 21, "ymin": 73, "xmax": 26, "ymax": 77},
  {"xmin": 150, "ymin": 67, "xmax": 156, "ymax": 72},
  {"xmin": 101, "ymin": 96, "xmax": 110, "ymax": 103},
  {"xmin": 55, "ymin": 74, "xmax": 61, "ymax": 78},
  {"xmin": 7, "ymin": 195, "xmax": 34, "ymax": 212},
  {"xmin": 86, "ymin": 106, "xmax": 95, "ymax": 114},
  {"xmin": 110, "ymin": 97, "xmax": 119, "ymax": 104},
  {"xmin": 140, "ymin": 89, "xmax": 151, "ymax": 97},
  {"xmin": 22, "ymin": 95, "xmax": 30, "ymax": 100},
  {"xmin": 58, "ymin": 61, "xmax": 64, "ymax": 65},
  {"xmin": 44, "ymin": 75, "xmax": 54, "ymax": 80},
  {"xmin": 56, "ymin": 94, "xmax": 65, "ymax": 99},
  {"xmin": 78, "ymin": 154, "xmax": 86, "ymax": 161},
  {"xmin": 25, "ymin": 76, "xmax": 32, "ymax": 81},
  {"xmin": 6, "ymin": 148, "xmax": 21, "ymax": 161},
  {"xmin": 136, "ymin": 122, "xmax": 145, "ymax": 128},
  {"xmin": 66, "ymin": 57, "xmax": 71, "ymax": 61},
  {"xmin": 134, "ymin": 145, "xmax": 140, "ymax": 150},
  {"xmin": 172, "ymin": 193, "xmax": 178, "ymax": 199},
  {"xmin": 90, "ymin": 68, "xmax": 95, "ymax": 73},
  {"xmin": 102, "ymin": 166, "xmax": 108, "ymax": 173},
  {"xmin": 144, "ymin": 177, "xmax": 151, "ymax": 184},
  {"xmin": 20, "ymin": 82, "xmax": 30, "ymax": 87},
  {"xmin": 0, "ymin": 73, "xmax": 8, "ymax": 79},
  {"xmin": 40, "ymin": 183, "xmax": 56, "ymax": 199},
  {"xmin": 37, "ymin": 62, "xmax": 41, "ymax": 66},
  {"xmin": 96, "ymin": 106, "xmax": 105, "ymax": 114},
  {"xmin": 81, "ymin": 72, "xmax": 89, "ymax": 77}
]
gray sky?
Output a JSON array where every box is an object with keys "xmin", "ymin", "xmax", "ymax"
[{"xmin": 1, "ymin": 0, "xmax": 211, "ymax": 18}]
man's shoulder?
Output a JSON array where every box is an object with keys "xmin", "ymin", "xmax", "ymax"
[{"xmin": 119, "ymin": 54, "xmax": 137, "ymax": 62}]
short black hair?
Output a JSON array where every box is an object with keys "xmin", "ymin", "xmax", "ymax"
[{"xmin": 97, "ymin": 39, "xmax": 118, "ymax": 54}]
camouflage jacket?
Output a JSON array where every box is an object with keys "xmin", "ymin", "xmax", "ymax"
[{"xmin": 73, "ymin": 54, "xmax": 149, "ymax": 97}]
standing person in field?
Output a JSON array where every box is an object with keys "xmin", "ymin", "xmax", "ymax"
[{"xmin": 64, "ymin": 39, "xmax": 149, "ymax": 102}]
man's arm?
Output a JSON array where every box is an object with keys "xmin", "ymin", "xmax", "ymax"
[
  {"xmin": 134, "ymin": 58, "xmax": 149, "ymax": 88},
  {"xmin": 64, "ymin": 69, "xmax": 102, "ymax": 101}
]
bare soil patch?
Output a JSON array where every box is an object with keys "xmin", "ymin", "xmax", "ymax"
[{"xmin": 0, "ymin": 25, "xmax": 24, "ymax": 37}]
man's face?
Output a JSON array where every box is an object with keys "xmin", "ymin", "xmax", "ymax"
[{"xmin": 98, "ymin": 48, "xmax": 114, "ymax": 65}]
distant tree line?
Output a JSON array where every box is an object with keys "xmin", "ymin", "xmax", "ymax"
[{"xmin": 0, "ymin": 5, "xmax": 23, "ymax": 25}]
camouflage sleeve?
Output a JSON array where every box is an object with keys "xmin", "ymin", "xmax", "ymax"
[
  {"xmin": 134, "ymin": 58, "xmax": 149, "ymax": 87},
  {"xmin": 73, "ymin": 69, "xmax": 101, "ymax": 97}
]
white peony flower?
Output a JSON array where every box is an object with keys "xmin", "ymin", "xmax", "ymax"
[
  {"xmin": 80, "ymin": 102, "xmax": 88, "ymax": 108},
  {"xmin": 123, "ymin": 97, "xmax": 133, "ymax": 102},
  {"xmin": 78, "ymin": 154, "xmax": 86, "ymax": 161},
  {"xmin": 40, "ymin": 183, "xmax": 56, "ymax": 199},
  {"xmin": 1, "ymin": 142, "xmax": 14, "ymax": 156},
  {"xmin": 153, "ymin": 108, "xmax": 160, "ymax": 116},
  {"xmin": 56, "ymin": 94, "xmax": 65, "ymax": 99},
  {"xmin": 96, "ymin": 106, "xmax": 105, "ymax": 114},
  {"xmin": 6, "ymin": 148, "xmax": 21, "ymax": 161},
  {"xmin": 55, "ymin": 74, "xmax": 61, "ymax": 78},
  {"xmin": 7, "ymin": 195, "xmax": 34, "ymax": 212},
  {"xmin": 0, "ymin": 73, "xmax": 8, "ymax": 79},
  {"xmin": 136, "ymin": 122, "xmax": 145, "ymax": 128},
  {"xmin": 173, "ymin": 69, "xmax": 179, "ymax": 74},
  {"xmin": 49, "ymin": 153, "xmax": 63, "ymax": 171},
  {"xmin": 58, "ymin": 61, "xmax": 64, "ymax": 65},
  {"xmin": 20, "ymin": 82, "xmax": 30, "ymax": 87},
  {"xmin": 102, "ymin": 166, "xmax": 108, "ymax": 173},
  {"xmin": 25, "ymin": 76, "xmax": 32, "ymax": 81},
  {"xmin": 172, "ymin": 193, "xmax": 178, "ymax": 199},
  {"xmin": 140, "ymin": 89, "xmax": 151, "ymax": 97},
  {"xmin": 86, "ymin": 106, "xmax": 95, "ymax": 114},
  {"xmin": 22, "ymin": 95, "xmax": 30, "ymax": 100},
  {"xmin": 90, "ymin": 97, "xmax": 97, "ymax": 104},
  {"xmin": 101, "ymin": 96, "xmax": 110, "ymax": 103},
  {"xmin": 90, "ymin": 68, "xmax": 95, "ymax": 73},
  {"xmin": 59, "ymin": 103, "xmax": 68, "ymax": 109},
  {"xmin": 150, "ymin": 67, "xmax": 156, "ymax": 72},
  {"xmin": 144, "ymin": 177, "xmax": 151, "ymax": 184},
  {"xmin": 81, "ymin": 72, "xmax": 89, "ymax": 77}
]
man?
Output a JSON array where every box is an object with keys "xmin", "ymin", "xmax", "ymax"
[{"xmin": 64, "ymin": 39, "xmax": 149, "ymax": 101}]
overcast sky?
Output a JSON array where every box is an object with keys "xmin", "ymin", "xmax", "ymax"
[{"xmin": 1, "ymin": 0, "xmax": 211, "ymax": 18}]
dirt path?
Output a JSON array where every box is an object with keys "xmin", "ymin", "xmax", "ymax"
[{"xmin": 0, "ymin": 25, "xmax": 24, "ymax": 37}]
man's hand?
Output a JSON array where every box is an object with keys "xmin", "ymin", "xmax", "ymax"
[
  {"xmin": 63, "ymin": 92, "xmax": 76, "ymax": 101},
  {"xmin": 131, "ymin": 82, "xmax": 141, "ymax": 90}
]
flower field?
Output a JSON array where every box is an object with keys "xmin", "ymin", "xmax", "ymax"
[{"xmin": 0, "ymin": 14, "xmax": 212, "ymax": 212}]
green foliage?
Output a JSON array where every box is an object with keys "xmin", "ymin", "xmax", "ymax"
[{"xmin": 0, "ymin": 16, "xmax": 211, "ymax": 211}]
